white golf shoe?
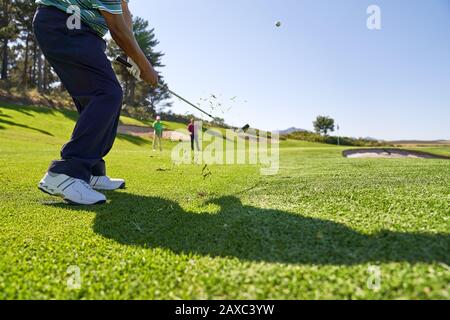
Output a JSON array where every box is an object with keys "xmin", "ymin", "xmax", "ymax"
[
  {"xmin": 89, "ymin": 176, "xmax": 126, "ymax": 191},
  {"xmin": 38, "ymin": 172, "xmax": 107, "ymax": 205}
]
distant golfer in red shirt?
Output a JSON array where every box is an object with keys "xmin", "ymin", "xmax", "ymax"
[{"xmin": 188, "ymin": 119, "xmax": 200, "ymax": 151}]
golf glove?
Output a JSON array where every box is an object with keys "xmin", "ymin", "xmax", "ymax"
[{"xmin": 127, "ymin": 57, "xmax": 142, "ymax": 82}]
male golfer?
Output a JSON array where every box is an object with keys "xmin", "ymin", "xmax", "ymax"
[
  {"xmin": 152, "ymin": 116, "xmax": 163, "ymax": 151},
  {"xmin": 34, "ymin": 0, "xmax": 158, "ymax": 205}
]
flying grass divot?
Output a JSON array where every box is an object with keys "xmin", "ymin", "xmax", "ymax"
[{"xmin": 201, "ymin": 164, "xmax": 212, "ymax": 180}]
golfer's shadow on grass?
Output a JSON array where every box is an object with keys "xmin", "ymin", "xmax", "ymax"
[{"xmin": 71, "ymin": 193, "xmax": 449, "ymax": 265}]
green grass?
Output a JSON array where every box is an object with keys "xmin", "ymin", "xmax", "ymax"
[
  {"xmin": 408, "ymin": 147, "xmax": 450, "ymax": 157},
  {"xmin": 0, "ymin": 105, "xmax": 449, "ymax": 300}
]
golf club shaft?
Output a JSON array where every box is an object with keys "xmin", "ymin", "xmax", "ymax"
[
  {"xmin": 165, "ymin": 88, "xmax": 214, "ymax": 120},
  {"xmin": 115, "ymin": 56, "xmax": 215, "ymax": 119}
]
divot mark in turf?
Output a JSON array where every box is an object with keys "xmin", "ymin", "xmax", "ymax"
[{"xmin": 197, "ymin": 191, "xmax": 208, "ymax": 198}]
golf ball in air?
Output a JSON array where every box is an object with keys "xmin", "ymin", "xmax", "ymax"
[{"xmin": 276, "ymin": 21, "xmax": 281, "ymax": 27}]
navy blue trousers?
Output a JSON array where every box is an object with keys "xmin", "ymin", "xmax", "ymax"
[{"xmin": 33, "ymin": 6, "xmax": 123, "ymax": 183}]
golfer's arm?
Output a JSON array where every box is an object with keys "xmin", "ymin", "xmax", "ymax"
[
  {"xmin": 121, "ymin": 0, "xmax": 134, "ymax": 32},
  {"xmin": 100, "ymin": 8, "xmax": 150, "ymax": 71}
]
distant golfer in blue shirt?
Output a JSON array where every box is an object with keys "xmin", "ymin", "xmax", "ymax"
[{"xmin": 34, "ymin": 0, "xmax": 158, "ymax": 205}]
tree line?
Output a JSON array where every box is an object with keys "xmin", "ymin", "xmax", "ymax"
[{"xmin": 0, "ymin": 0, "xmax": 171, "ymax": 115}]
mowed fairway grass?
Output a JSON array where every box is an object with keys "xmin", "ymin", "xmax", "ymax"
[{"xmin": 0, "ymin": 104, "xmax": 449, "ymax": 300}]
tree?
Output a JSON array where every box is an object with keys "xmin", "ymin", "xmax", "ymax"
[
  {"xmin": 2, "ymin": 5, "xmax": 169, "ymax": 110},
  {"xmin": 14, "ymin": 0, "xmax": 37, "ymax": 88},
  {"xmin": 0, "ymin": 0, "xmax": 18, "ymax": 80},
  {"xmin": 0, "ymin": 0, "xmax": 52, "ymax": 90},
  {"xmin": 313, "ymin": 116, "xmax": 335, "ymax": 136}
]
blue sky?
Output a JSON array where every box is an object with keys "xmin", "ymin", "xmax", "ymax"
[{"xmin": 128, "ymin": 0, "xmax": 450, "ymax": 140}]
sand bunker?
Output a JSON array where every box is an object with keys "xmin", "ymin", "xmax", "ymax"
[
  {"xmin": 343, "ymin": 148, "xmax": 450, "ymax": 160},
  {"xmin": 118, "ymin": 125, "xmax": 190, "ymax": 142}
]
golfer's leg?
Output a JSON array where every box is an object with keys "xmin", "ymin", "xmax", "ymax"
[
  {"xmin": 91, "ymin": 160, "xmax": 106, "ymax": 177},
  {"xmin": 34, "ymin": 8, "xmax": 123, "ymax": 183},
  {"xmin": 54, "ymin": 81, "xmax": 123, "ymax": 182},
  {"xmin": 195, "ymin": 136, "xmax": 200, "ymax": 151},
  {"xmin": 159, "ymin": 136, "xmax": 162, "ymax": 151},
  {"xmin": 91, "ymin": 107, "xmax": 122, "ymax": 177},
  {"xmin": 191, "ymin": 135, "xmax": 194, "ymax": 151},
  {"xmin": 153, "ymin": 135, "xmax": 157, "ymax": 150}
]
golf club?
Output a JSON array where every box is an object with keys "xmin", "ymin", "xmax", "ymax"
[
  {"xmin": 115, "ymin": 56, "xmax": 250, "ymax": 132},
  {"xmin": 115, "ymin": 56, "xmax": 215, "ymax": 119}
]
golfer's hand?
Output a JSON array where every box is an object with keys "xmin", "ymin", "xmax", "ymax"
[
  {"xmin": 140, "ymin": 61, "xmax": 159, "ymax": 88},
  {"xmin": 126, "ymin": 57, "xmax": 142, "ymax": 81},
  {"xmin": 127, "ymin": 57, "xmax": 158, "ymax": 87}
]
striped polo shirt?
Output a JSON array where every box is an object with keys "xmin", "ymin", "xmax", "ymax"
[{"xmin": 36, "ymin": 0, "xmax": 129, "ymax": 37}]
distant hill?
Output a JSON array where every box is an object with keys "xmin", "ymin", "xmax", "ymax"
[
  {"xmin": 283, "ymin": 131, "xmax": 387, "ymax": 147},
  {"xmin": 278, "ymin": 127, "xmax": 308, "ymax": 135}
]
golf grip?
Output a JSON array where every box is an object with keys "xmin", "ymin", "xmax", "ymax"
[{"xmin": 115, "ymin": 56, "xmax": 215, "ymax": 119}]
